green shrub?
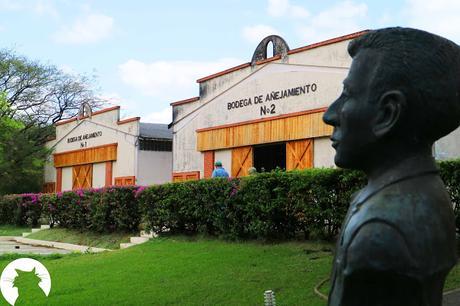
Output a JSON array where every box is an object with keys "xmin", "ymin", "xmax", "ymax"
[
  {"xmin": 88, "ymin": 186, "xmax": 140, "ymax": 232},
  {"xmin": 439, "ymin": 159, "xmax": 460, "ymax": 232},
  {"xmin": 138, "ymin": 168, "xmax": 367, "ymax": 241},
  {"xmin": 0, "ymin": 194, "xmax": 42, "ymax": 226},
  {"xmin": 0, "ymin": 159, "xmax": 458, "ymax": 240},
  {"xmin": 17, "ymin": 187, "xmax": 140, "ymax": 233}
]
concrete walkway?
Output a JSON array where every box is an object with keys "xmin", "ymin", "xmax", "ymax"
[
  {"xmin": 14, "ymin": 237, "xmax": 109, "ymax": 253},
  {"xmin": 0, "ymin": 236, "xmax": 70, "ymax": 255},
  {"xmin": 443, "ymin": 288, "xmax": 460, "ymax": 306}
]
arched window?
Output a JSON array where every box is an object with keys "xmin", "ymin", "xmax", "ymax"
[{"xmin": 266, "ymin": 41, "xmax": 274, "ymax": 58}]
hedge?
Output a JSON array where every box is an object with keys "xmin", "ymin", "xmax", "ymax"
[
  {"xmin": 138, "ymin": 169, "xmax": 365, "ymax": 240},
  {"xmin": 0, "ymin": 160, "xmax": 458, "ymax": 240}
]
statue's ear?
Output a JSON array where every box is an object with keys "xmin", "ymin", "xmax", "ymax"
[{"xmin": 373, "ymin": 90, "xmax": 406, "ymax": 138}]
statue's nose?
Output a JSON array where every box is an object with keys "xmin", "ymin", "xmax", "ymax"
[{"xmin": 323, "ymin": 100, "xmax": 339, "ymax": 126}]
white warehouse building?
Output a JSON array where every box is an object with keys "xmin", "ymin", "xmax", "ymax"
[
  {"xmin": 169, "ymin": 31, "xmax": 460, "ymax": 181},
  {"xmin": 43, "ymin": 105, "xmax": 172, "ymax": 192}
]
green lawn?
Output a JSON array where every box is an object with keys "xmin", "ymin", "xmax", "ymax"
[
  {"xmin": 0, "ymin": 225, "xmax": 30, "ymax": 236},
  {"xmin": 0, "ymin": 236, "xmax": 458, "ymax": 305},
  {"xmin": 26, "ymin": 228, "xmax": 132, "ymax": 249},
  {"xmin": 0, "ymin": 237, "xmax": 332, "ymax": 306}
]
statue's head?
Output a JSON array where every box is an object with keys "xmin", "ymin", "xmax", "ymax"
[{"xmin": 323, "ymin": 27, "xmax": 460, "ymax": 170}]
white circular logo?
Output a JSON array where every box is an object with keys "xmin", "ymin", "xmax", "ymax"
[{"xmin": 0, "ymin": 258, "xmax": 51, "ymax": 305}]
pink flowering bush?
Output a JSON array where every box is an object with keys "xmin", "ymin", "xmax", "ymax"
[
  {"xmin": 88, "ymin": 186, "xmax": 140, "ymax": 232},
  {"xmin": 0, "ymin": 186, "xmax": 141, "ymax": 233}
]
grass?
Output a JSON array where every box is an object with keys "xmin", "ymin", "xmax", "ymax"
[
  {"xmin": 26, "ymin": 228, "xmax": 132, "ymax": 249},
  {"xmin": 0, "ymin": 234, "xmax": 458, "ymax": 305},
  {"xmin": 0, "ymin": 225, "xmax": 31, "ymax": 236},
  {"xmin": 0, "ymin": 236, "xmax": 333, "ymax": 306}
]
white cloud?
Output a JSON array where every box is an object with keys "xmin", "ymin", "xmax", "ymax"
[
  {"xmin": 34, "ymin": 0, "xmax": 58, "ymax": 17},
  {"xmin": 0, "ymin": 0, "xmax": 58, "ymax": 17},
  {"xmin": 118, "ymin": 57, "xmax": 242, "ymax": 103},
  {"xmin": 100, "ymin": 92, "xmax": 124, "ymax": 107},
  {"xmin": 98, "ymin": 92, "xmax": 171, "ymax": 124},
  {"xmin": 58, "ymin": 64, "xmax": 76, "ymax": 75},
  {"xmin": 242, "ymin": 24, "xmax": 280, "ymax": 44},
  {"xmin": 297, "ymin": 1, "xmax": 367, "ymax": 43},
  {"xmin": 267, "ymin": 0, "xmax": 310, "ymax": 18},
  {"xmin": 143, "ymin": 108, "xmax": 172, "ymax": 124},
  {"xmin": 53, "ymin": 13, "xmax": 114, "ymax": 44},
  {"xmin": 98, "ymin": 92, "xmax": 140, "ymax": 118},
  {"xmin": 404, "ymin": 0, "xmax": 460, "ymax": 43}
]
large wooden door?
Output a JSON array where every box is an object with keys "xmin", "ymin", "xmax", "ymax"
[
  {"xmin": 232, "ymin": 146, "xmax": 253, "ymax": 177},
  {"xmin": 286, "ymin": 139, "xmax": 313, "ymax": 170},
  {"xmin": 72, "ymin": 164, "xmax": 93, "ymax": 189}
]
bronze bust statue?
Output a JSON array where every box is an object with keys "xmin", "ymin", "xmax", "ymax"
[{"xmin": 323, "ymin": 27, "xmax": 460, "ymax": 306}]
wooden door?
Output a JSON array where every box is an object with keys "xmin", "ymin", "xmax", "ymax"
[
  {"xmin": 286, "ymin": 139, "xmax": 313, "ymax": 170},
  {"xmin": 72, "ymin": 164, "xmax": 93, "ymax": 189},
  {"xmin": 231, "ymin": 146, "xmax": 253, "ymax": 177}
]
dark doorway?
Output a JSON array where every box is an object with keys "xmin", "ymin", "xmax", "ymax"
[{"xmin": 253, "ymin": 143, "xmax": 286, "ymax": 172}]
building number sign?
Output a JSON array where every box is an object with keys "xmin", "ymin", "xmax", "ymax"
[
  {"xmin": 226, "ymin": 83, "xmax": 317, "ymax": 116},
  {"xmin": 67, "ymin": 131, "xmax": 102, "ymax": 148}
]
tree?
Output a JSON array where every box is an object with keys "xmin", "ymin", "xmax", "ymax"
[
  {"xmin": 0, "ymin": 49, "xmax": 107, "ymax": 194},
  {"xmin": 0, "ymin": 49, "xmax": 105, "ymax": 143},
  {"xmin": 0, "ymin": 94, "xmax": 50, "ymax": 194}
]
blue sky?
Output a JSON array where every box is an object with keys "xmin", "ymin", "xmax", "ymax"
[{"xmin": 0, "ymin": 0, "xmax": 459, "ymax": 123}]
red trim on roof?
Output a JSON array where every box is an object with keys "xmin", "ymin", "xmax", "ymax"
[
  {"xmin": 196, "ymin": 62, "xmax": 251, "ymax": 83},
  {"xmin": 55, "ymin": 106, "xmax": 121, "ymax": 126},
  {"xmin": 196, "ymin": 30, "xmax": 369, "ymax": 84},
  {"xmin": 288, "ymin": 30, "xmax": 369, "ymax": 55},
  {"xmin": 170, "ymin": 96, "xmax": 200, "ymax": 107},
  {"xmin": 255, "ymin": 54, "xmax": 282, "ymax": 65},
  {"xmin": 54, "ymin": 117, "xmax": 77, "ymax": 126},
  {"xmin": 117, "ymin": 117, "xmax": 140, "ymax": 125},
  {"xmin": 92, "ymin": 106, "xmax": 120, "ymax": 115}
]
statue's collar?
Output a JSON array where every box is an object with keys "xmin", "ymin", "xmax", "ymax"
[{"xmin": 352, "ymin": 154, "xmax": 439, "ymax": 206}]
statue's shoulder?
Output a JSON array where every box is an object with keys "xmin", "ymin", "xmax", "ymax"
[
  {"xmin": 369, "ymin": 174, "xmax": 451, "ymax": 218},
  {"xmin": 342, "ymin": 174, "xmax": 456, "ymax": 271}
]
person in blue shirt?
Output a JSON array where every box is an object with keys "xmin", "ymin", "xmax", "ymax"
[{"xmin": 211, "ymin": 161, "xmax": 229, "ymax": 178}]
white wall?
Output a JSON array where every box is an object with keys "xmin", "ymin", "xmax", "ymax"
[
  {"xmin": 137, "ymin": 150, "xmax": 172, "ymax": 185},
  {"xmin": 214, "ymin": 149, "xmax": 232, "ymax": 176},
  {"xmin": 434, "ymin": 126, "xmax": 460, "ymax": 160},
  {"xmin": 92, "ymin": 162, "xmax": 106, "ymax": 188},
  {"xmin": 314, "ymin": 137, "xmax": 336, "ymax": 168},
  {"xmin": 288, "ymin": 40, "xmax": 352, "ymax": 68},
  {"xmin": 172, "ymin": 42, "xmax": 351, "ymax": 173},
  {"xmin": 45, "ymin": 108, "xmax": 139, "ymax": 189},
  {"xmin": 51, "ymin": 119, "xmax": 138, "ymax": 178},
  {"xmin": 62, "ymin": 167, "xmax": 72, "ymax": 191}
]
